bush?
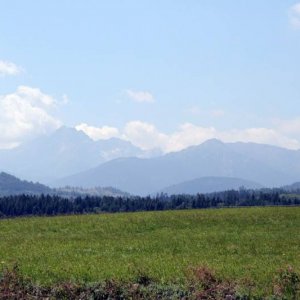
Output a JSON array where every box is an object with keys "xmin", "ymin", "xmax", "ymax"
[
  {"xmin": 273, "ymin": 266, "xmax": 300, "ymax": 300},
  {"xmin": 1, "ymin": 264, "xmax": 300, "ymax": 299}
]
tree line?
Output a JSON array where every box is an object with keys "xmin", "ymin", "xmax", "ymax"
[{"xmin": 0, "ymin": 189, "xmax": 299, "ymax": 218}]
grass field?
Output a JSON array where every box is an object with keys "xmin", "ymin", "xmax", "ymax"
[{"xmin": 0, "ymin": 207, "xmax": 299, "ymax": 291}]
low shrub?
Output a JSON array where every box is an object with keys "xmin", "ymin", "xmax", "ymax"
[{"xmin": 0, "ymin": 264, "xmax": 299, "ymax": 299}]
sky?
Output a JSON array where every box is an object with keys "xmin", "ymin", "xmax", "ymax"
[{"xmin": 1, "ymin": 0, "xmax": 300, "ymax": 152}]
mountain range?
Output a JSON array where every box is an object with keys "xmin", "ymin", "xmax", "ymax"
[
  {"xmin": 1, "ymin": 127, "xmax": 300, "ymax": 196},
  {"xmin": 54, "ymin": 138, "xmax": 300, "ymax": 195},
  {"xmin": 0, "ymin": 127, "xmax": 144, "ymax": 183}
]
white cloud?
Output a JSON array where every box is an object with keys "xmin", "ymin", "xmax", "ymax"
[
  {"xmin": 74, "ymin": 120, "xmax": 300, "ymax": 153},
  {"xmin": 165, "ymin": 123, "xmax": 217, "ymax": 152},
  {"xmin": 289, "ymin": 3, "xmax": 300, "ymax": 29},
  {"xmin": 219, "ymin": 127, "xmax": 300, "ymax": 150},
  {"xmin": 0, "ymin": 60, "xmax": 23, "ymax": 76},
  {"xmin": 123, "ymin": 121, "xmax": 168, "ymax": 150},
  {"xmin": 126, "ymin": 90, "xmax": 155, "ymax": 103},
  {"xmin": 0, "ymin": 86, "xmax": 62, "ymax": 148},
  {"xmin": 11, "ymin": 86, "xmax": 69, "ymax": 108},
  {"xmin": 169, "ymin": 125, "xmax": 300, "ymax": 152},
  {"xmin": 16, "ymin": 86, "xmax": 56, "ymax": 107},
  {"xmin": 76, "ymin": 123, "xmax": 120, "ymax": 140}
]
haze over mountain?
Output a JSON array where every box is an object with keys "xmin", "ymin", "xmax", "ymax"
[
  {"xmin": 227, "ymin": 142, "xmax": 300, "ymax": 180},
  {"xmin": 0, "ymin": 172, "xmax": 51, "ymax": 196},
  {"xmin": 0, "ymin": 171, "xmax": 129, "ymax": 197},
  {"xmin": 160, "ymin": 177, "xmax": 263, "ymax": 195},
  {"xmin": 55, "ymin": 139, "xmax": 300, "ymax": 195},
  {"xmin": 282, "ymin": 182, "xmax": 300, "ymax": 192},
  {"xmin": 2, "ymin": 129, "xmax": 300, "ymax": 196},
  {"xmin": 0, "ymin": 127, "xmax": 143, "ymax": 183}
]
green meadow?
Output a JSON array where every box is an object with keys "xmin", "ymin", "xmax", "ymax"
[{"xmin": 0, "ymin": 207, "xmax": 299, "ymax": 289}]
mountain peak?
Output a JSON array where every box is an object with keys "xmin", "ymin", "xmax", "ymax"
[
  {"xmin": 202, "ymin": 138, "xmax": 224, "ymax": 146},
  {"xmin": 43, "ymin": 126, "xmax": 95, "ymax": 146},
  {"xmin": 0, "ymin": 126, "xmax": 144, "ymax": 183},
  {"xmin": 53, "ymin": 126, "xmax": 90, "ymax": 139}
]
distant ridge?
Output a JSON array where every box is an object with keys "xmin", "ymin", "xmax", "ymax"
[
  {"xmin": 160, "ymin": 176, "xmax": 263, "ymax": 195},
  {"xmin": 3, "ymin": 136, "xmax": 300, "ymax": 196},
  {"xmin": 55, "ymin": 139, "xmax": 300, "ymax": 195}
]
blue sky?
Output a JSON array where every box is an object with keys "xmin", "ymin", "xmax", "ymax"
[{"xmin": 1, "ymin": 1, "xmax": 300, "ymax": 152}]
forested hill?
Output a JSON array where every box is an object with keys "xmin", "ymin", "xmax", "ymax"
[{"xmin": 0, "ymin": 172, "xmax": 51, "ymax": 196}]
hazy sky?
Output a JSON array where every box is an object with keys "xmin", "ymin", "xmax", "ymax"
[{"xmin": 1, "ymin": 1, "xmax": 300, "ymax": 152}]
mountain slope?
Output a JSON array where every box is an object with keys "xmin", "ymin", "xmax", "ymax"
[
  {"xmin": 160, "ymin": 176, "xmax": 263, "ymax": 195},
  {"xmin": 228, "ymin": 142, "xmax": 300, "ymax": 180},
  {"xmin": 282, "ymin": 182, "xmax": 300, "ymax": 192},
  {"xmin": 55, "ymin": 139, "xmax": 295, "ymax": 195},
  {"xmin": 0, "ymin": 127, "xmax": 143, "ymax": 182},
  {"xmin": 0, "ymin": 172, "xmax": 51, "ymax": 196},
  {"xmin": 0, "ymin": 172, "xmax": 130, "ymax": 197}
]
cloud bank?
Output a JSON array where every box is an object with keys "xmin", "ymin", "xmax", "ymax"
[
  {"xmin": 76, "ymin": 120, "xmax": 300, "ymax": 153},
  {"xmin": 75, "ymin": 123, "xmax": 120, "ymax": 140}
]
